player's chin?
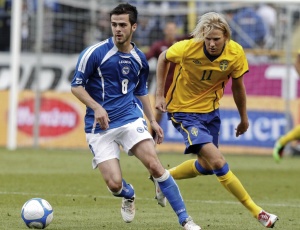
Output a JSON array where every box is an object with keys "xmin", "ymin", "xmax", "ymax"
[
  {"xmin": 115, "ymin": 35, "xmax": 124, "ymax": 41},
  {"xmin": 208, "ymin": 50, "xmax": 219, "ymax": 56}
]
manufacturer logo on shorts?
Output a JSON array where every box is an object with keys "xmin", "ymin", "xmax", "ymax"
[
  {"xmin": 137, "ymin": 127, "xmax": 144, "ymax": 133},
  {"xmin": 191, "ymin": 127, "xmax": 198, "ymax": 136}
]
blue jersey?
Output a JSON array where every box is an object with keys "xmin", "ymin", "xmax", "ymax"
[{"xmin": 71, "ymin": 37, "xmax": 149, "ymax": 133}]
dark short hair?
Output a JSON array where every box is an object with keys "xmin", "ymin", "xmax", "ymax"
[{"xmin": 109, "ymin": 3, "xmax": 138, "ymax": 25}]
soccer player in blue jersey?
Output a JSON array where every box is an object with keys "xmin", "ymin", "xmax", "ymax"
[
  {"xmin": 71, "ymin": 3, "xmax": 200, "ymax": 230},
  {"xmin": 154, "ymin": 12, "xmax": 278, "ymax": 228}
]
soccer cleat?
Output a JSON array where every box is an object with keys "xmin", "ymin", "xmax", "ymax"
[
  {"xmin": 272, "ymin": 141, "xmax": 285, "ymax": 163},
  {"xmin": 121, "ymin": 185, "xmax": 135, "ymax": 223},
  {"xmin": 149, "ymin": 175, "xmax": 167, "ymax": 207},
  {"xmin": 182, "ymin": 216, "xmax": 201, "ymax": 230},
  {"xmin": 258, "ymin": 210, "xmax": 278, "ymax": 228}
]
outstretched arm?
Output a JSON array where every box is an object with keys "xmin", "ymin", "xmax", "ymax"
[
  {"xmin": 155, "ymin": 50, "xmax": 170, "ymax": 113},
  {"xmin": 231, "ymin": 76, "xmax": 249, "ymax": 137}
]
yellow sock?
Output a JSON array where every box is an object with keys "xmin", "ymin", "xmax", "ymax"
[
  {"xmin": 217, "ymin": 170, "xmax": 262, "ymax": 218},
  {"xmin": 279, "ymin": 125, "xmax": 300, "ymax": 146},
  {"xmin": 169, "ymin": 159, "xmax": 201, "ymax": 180}
]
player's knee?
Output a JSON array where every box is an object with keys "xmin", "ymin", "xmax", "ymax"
[
  {"xmin": 106, "ymin": 180, "xmax": 122, "ymax": 193},
  {"xmin": 147, "ymin": 159, "xmax": 165, "ymax": 178}
]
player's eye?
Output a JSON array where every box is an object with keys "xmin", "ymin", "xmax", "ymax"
[
  {"xmin": 119, "ymin": 23, "xmax": 127, "ymax": 28},
  {"xmin": 111, "ymin": 23, "xmax": 127, "ymax": 28}
]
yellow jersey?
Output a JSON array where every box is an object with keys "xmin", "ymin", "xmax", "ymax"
[{"xmin": 165, "ymin": 38, "xmax": 248, "ymax": 113}]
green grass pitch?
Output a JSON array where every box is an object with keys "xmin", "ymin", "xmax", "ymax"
[{"xmin": 0, "ymin": 147, "xmax": 299, "ymax": 230}]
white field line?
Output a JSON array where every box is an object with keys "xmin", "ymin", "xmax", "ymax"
[{"xmin": 0, "ymin": 191, "xmax": 299, "ymax": 208}]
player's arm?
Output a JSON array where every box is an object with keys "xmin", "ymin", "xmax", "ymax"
[
  {"xmin": 231, "ymin": 76, "xmax": 249, "ymax": 137},
  {"xmin": 155, "ymin": 50, "xmax": 170, "ymax": 112},
  {"xmin": 136, "ymin": 95, "xmax": 164, "ymax": 144},
  {"xmin": 295, "ymin": 51, "xmax": 300, "ymax": 76},
  {"xmin": 71, "ymin": 86, "xmax": 110, "ymax": 130}
]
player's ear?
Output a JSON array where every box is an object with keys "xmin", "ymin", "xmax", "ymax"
[{"xmin": 132, "ymin": 23, "xmax": 137, "ymax": 32}]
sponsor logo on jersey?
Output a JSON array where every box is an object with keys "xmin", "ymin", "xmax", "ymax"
[
  {"xmin": 191, "ymin": 127, "xmax": 198, "ymax": 136},
  {"xmin": 137, "ymin": 127, "xmax": 144, "ymax": 133},
  {"xmin": 122, "ymin": 66, "xmax": 130, "ymax": 75},
  {"xmin": 220, "ymin": 60, "xmax": 229, "ymax": 71},
  {"xmin": 119, "ymin": 60, "xmax": 131, "ymax": 64}
]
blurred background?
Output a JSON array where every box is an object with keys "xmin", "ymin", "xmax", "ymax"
[{"xmin": 1, "ymin": 0, "xmax": 300, "ymax": 155}]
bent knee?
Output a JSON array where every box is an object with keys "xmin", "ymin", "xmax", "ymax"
[
  {"xmin": 147, "ymin": 159, "xmax": 165, "ymax": 178},
  {"xmin": 106, "ymin": 180, "xmax": 122, "ymax": 193}
]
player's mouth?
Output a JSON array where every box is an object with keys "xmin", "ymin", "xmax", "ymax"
[{"xmin": 209, "ymin": 48, "xmax": 217, "ymax": 54}]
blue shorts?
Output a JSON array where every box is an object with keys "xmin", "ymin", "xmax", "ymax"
[{"xmin": 168, "ymin": 109, "xmax": 221, "ymax": 154}]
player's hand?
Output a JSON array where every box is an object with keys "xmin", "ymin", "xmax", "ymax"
[
  {"xmin": 155, "ymin": 96, "xmax": 167, "ymax": 113},
  {"xmin": 94, "ymin": 106, "xmax": 110, "ymax": 130},
  {"xmin": 150, "ymin": 120, "xmax": 164, "ymax": 144},
  {"xmin": 235, "ymin": 120, "xmax": 249, "ymax": 137}
]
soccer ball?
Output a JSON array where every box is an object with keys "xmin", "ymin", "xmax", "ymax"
[{"xmin": 21, "ymin": 198, "xmax": 53, "ymax": 229}]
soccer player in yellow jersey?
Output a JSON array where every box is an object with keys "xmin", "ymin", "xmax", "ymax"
[
  {"xmin": 273, "ymin": 49, "xmax": 300, "ymax": 162},
  {"xmin": 153, "ymin": 12, "xmax": 278, "ymax": 228}
]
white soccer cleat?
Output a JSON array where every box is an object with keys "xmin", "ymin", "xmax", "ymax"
[
  {"xmin": 120, "ymin": 185, "xmax": 135, "ymax": 223},
  {"xmin": 182, "ymin": 216, "xmax": 201, "ymax": 230},
  {"xmin": 258, "ymin": 210, "xmax": 278, "ymax": 228},
  {"xmin": 149, "ymin": 175, "xmax": 167, "ymax": 207}
]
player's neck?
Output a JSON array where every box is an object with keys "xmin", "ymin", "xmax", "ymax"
[{"xmin": 116, "ymin": 42, "xmax": 133, "ymax": 53}]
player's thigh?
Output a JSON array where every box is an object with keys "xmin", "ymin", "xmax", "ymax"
[
  {"xmin": 131, "ymin": 140, "xmax": 165, "ymax": 177},
  {"xmin": 98, "ymin": 158, "xmax": 122, "ymax": 186}
]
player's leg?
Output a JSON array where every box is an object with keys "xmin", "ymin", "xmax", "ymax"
[
  {"xmin": 86, "ymin": 132, "xmax": 135, "ymax": 223},
  {"xmin": 169, "ymin": 156, "xmax": 213, "ymax": 179},
  {"xmin": 169, "ymin": 111, "xmax": 278, "ymax": 227},
  {"xmin": 121, "ymin": 118, "xmax": 200, "ymax": 229},
  {"xmin": 97, "ymin": 158, "xmax": 135, "ymax": 223},
  {"xmin": 167, "ymin": 111, "xmax": 217, "ymax": 180},
  {"xmin": 200, "ymin": 142, "xmax": 278, "ymax": 227},
  {"xmin": 273, "ymin": 125, "xmax": 300, "ymax": 162},
  {"xmin": 132, "ymin": 139, "xmax": 200, "ymax": 229}
]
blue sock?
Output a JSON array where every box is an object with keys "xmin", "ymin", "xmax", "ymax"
[
  {"xmin": 195, "ymin": 160, "xmax": 214, "ymax": 175},
  {"xmin": 213, "ymin": 163, "xmax": 229, "ymax": 176},
  {"xmin": 109, "ymin": 179, "xmax": 135, "ymax": 199},
  {"xmin": 156, "ymin": 170, "xmax": 188, "ymax": 225}
]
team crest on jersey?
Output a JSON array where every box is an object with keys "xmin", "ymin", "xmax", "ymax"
[
  {"xmin": 190, "ymin": 127, "xmax": 198, "ymax": 136},
  {"xmin": 122, "ymin": 66, "xmax": 130, "ymax": 75},
  {"xmin": 219, "ymin": 60, "xmax": 229, "ymax": 71},
  {"xmin": 137, "ymin": 127, "xmax": 144, "ymax": 133},
  {"xmin": 193, "ymin": 60, "xmax": 202, "ymax": 65}
]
